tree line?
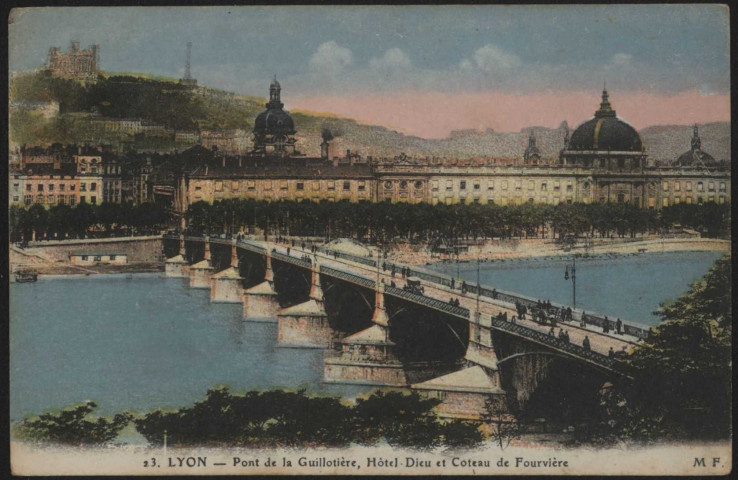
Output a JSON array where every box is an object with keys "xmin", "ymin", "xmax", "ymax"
[
  {"xmin": 185, "ymin": 199, "xmax": 730, "ymax": 243},
  {"xmin": 13, "ymin": 388, "xmax": 482, "ymax": 450},
  {"xmin": 8, "ymin": 202, "xmax": 169, "ymax": 243}
]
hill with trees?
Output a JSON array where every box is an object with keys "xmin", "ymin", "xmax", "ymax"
[{"xmin": 10, "ymin": 70, "xmax": 731, "ymax": 162}]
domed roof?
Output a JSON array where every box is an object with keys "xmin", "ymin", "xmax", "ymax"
[
  {"xmin": 674, "ymin": 125, "xmax": 717, "ymax": 167},
  {"xmin": 568, "ymin": 90, "xmax": 643, "ymax": 153},
  {"xmin": 254, "ymin": 109, "xmax": 295, "ymax": 136},
  {"xmin": 253, "ymin": 76, "xmax": 295, "ymax": 136}
]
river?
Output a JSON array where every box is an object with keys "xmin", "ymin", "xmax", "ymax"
[{"xmin": 10, "ymin": 250, "xmax": 722, "ymax": 423}]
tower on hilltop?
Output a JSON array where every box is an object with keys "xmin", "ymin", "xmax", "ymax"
[{"xmin": 180, "ymin": 42, "xmax": 197, "ymax": 86}]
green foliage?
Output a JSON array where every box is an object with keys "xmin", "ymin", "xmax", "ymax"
[
  {"xmin": 10, "ymin": 71, "xmax": 258, "ymax": 145},
  {"xmin": 131, "ymin": 387, "xmax": 481, "ymax": 449},
  {"xmin": 578, "ymin": 255, "xmax": 732, "ymax": 444},
  {"xmin": 12, "ymin": 401, "xmax": 132, "ymax": 446},
  {"xmin": 9, "ymin": 202, "xmax": 170, "ymax": 241},
  {"xmin": 185, "ymin": 198, "xmax": 727, "ymax": 243}
]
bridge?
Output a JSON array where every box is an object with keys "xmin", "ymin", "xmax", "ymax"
[{"xmin": 162, "ymin": 233, "xmax": 647, "ymax": 419}]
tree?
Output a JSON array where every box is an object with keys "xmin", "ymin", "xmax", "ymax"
[
  {"xmin": 483, "ymin": 396, "xmax": 521, "ymax": 450},
  {"xmin": 592, "ymin": 255, "xmax": 731, "ymax": 442},
  {"xmin": 12, "ymin": 401, "xmax": 132, "ymax": 445}
]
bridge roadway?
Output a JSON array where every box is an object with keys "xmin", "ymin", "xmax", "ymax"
[{"xmin": 175, "ymin": 234, "xmax": 643, "ymax": 374}]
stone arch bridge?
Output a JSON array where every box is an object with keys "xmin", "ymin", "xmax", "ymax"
[{"xmin": 162, "ymin": 233, "xmax": 648, "ymax": 420}]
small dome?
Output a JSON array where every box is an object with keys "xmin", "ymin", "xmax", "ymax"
[{"xmin": 568, "ymin": 90, "xmax": 643, "ymax": 152}]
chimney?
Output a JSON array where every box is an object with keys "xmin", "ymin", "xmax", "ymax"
[
  {"xmin": 346, "ymin": 149, "xmax": 351, "ymax": 163},
  {"xmin": 321, "ymin": 140, "xmax": 329, "ymax": 160},
  {"xmin": 332, "ymin": 156, "xmax": 339, "ymax": 168}
]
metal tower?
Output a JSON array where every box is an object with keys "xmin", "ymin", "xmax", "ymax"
[{"xmin": 181, "ymin": 42, "xmax": 196, "ymax": 85}]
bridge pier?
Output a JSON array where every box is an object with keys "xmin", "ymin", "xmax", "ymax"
[
  {"xmin": 189, "ymin": 236, "xmax": 214, "ymax": 288},
  {"xmin": 243, "ymin": 248, "xmax": 279, "ymax": 321},
  {"xmin": 165, "ymin": 235, "xmax": 190, "ymax": 277},
  {"xmin": 277, "ymin": 257, "xmax": 332, "ymax": 348},
  {"xmin": 411, "ymin": 312, "xmax": 507, "ymax": 419},
  {"xmin": 210, "ymin": 241, "xmax": 244, "ymax": 303}
]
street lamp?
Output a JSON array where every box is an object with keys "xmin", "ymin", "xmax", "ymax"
[{"xmin": 564, "ymin": 254, "xmax": 577, "ymax": 307}]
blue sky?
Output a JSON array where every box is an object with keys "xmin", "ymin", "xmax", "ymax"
[{"xmin": 8, "ymin": 6, "xmax": 730, "ymax": 136}]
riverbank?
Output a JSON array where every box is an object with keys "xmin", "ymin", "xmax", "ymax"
[
  {"xmin": 389, "ymin": 237, "xmax": 730, "ymax": 266},
  {"xmin": 12, "ymin": 262, "xmax": 164, "ymax": 278}
]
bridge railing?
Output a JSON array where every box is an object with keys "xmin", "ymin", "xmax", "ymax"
[
  {"xmin": 271, "ymin": 250, "xmax": 312, "ymax": 269},
  {"xmin": 384, "ymin": 285, "xmax": 470, "ymax": 319},
  {"xmin": 320, "ymin": 265, "xmax": 375, "ymax": 288},
  {"xmin": 488, "ymin": 316, "xmax": 625, "ymax": 371},
  {"xmin": 319, "ymin": 247, "xmax": 377, "ymax": 268}
]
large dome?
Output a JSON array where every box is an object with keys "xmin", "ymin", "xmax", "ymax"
[
  {"xmin": 254, "ymin": 109, "xmax": 295, "ymax": 136},
  {"xmin": 253, "ymin": 76, "xmax": 296, "ymax": 136},
  {"xmin": 568, "ymin": 90, "xmax": 643, "ymax": 152}
]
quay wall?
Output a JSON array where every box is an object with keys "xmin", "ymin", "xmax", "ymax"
[{"xmin": 21, "ymin": 236, "xmax": 163, "ymax": 263}]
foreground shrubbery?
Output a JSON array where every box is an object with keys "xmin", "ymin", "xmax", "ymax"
[{"xmin": 13, "ymin": 388, "xmax": 482, "ymax": 449}]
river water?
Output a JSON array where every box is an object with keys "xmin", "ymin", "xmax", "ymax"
[
  {"xmin": 10, "ymin": 250, "xmax": 722, "ymax": 422},
  {"xmin": 428, "ymin": 250, "xmax": 723, "ymax": 326}
]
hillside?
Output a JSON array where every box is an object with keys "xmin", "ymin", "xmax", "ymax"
[{"xmin": 9, "ymin": 70, "xmax": 731, "ymax": 162}]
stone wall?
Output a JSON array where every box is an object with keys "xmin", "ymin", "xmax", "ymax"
[{"xmin": 25, "ymin": 236, "xmax": 163, "ymax": 263}]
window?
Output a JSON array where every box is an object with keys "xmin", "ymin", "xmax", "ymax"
[
  {"xmin": 13, "ymin": 196, "xmax": 19, "ymax": 202},
  {"xmin": 553, "ymin": 181, "xmax": 560, "ymax": 191},
  {"xmin": 232, "ymin": 181, "xmax": 239, "ymax": 191},
  {"xmin": 501, "ymin": 180, "xmax": 508, "ymax": 190},
  {"xmin": 195, "ymin": 186, "xmax": 202, "ymax": 191},
  {"xmin": 26, "ymin": 184, "xmax": 32, "ymax": 192},
  {"xmin": 415, "ymin": 181, "xmax": 423, "ymax": 189},
  {"xmin": 460, "ymin": 181, "xmax": 466, "ymax": 190},
  {"xmin": 81, "ymin": 255, "xmax": 88, "ymax": 261},
  {"xmin": 618, "ymin": 193, "xmax": 626, "ymax": 203},
  {"xmin": 708, "ymin": 182, "xmax": 715, "ymax": 192},
  {"xmin": 674, "ymin": 197, "xmax": 680, "ymax": 204},
  {"xmin": 47, "ymin": 195, "xmax": 54, "ymax": 203},
  {"xmin": 431, "ymin": 180, "xmax": 439, "ymax": 191},
  {"xmin": 674, "ymin": 182, "xmax": 680, "ymax": 191},
  {"xmin": 685, "ymin": 196, "xmax": 692, "ymax": 204},
  {"xmin": 719, "ymin": 196, "xmax": 725, "ymax": 204},
  {"xmin": 215, "ymin": 181, "xmax": 223, "ymax": 192},
  {"xmin": 343, "ymin": 181, "xmax": 351, "ymax": 191},
  {"xmin": 36, "ymin": 194, "xmax": 44, "ymax": 203},
  {"xmin": 528, "ymin": 180, "xmax": 535, "ymax": 190},
  {"xmin": 487, "ymin": 180, "xmax": 494, "ymax": 190},
  {"xmin": 474, "ymin": 183, "xmax": 480, "ymax": 190},
  {"xmin": 445, "ymin": 180, "xmax": 452, "ymax": 191},
  {"xmin": 24, "ymin": 195, "xmax": 32, "ymax": 206},
  {"xmin": 541, "ymin": 182, "xmax": 548, "ymax": 191},
  {"xmin": 94, "ymin": 256, "xmax": 101, "ymax": 262},
  {"xmin": 296, "ymin": 182, "xmax": 304, "ymax": 191},
  {"xmin": 58, "ymin": 195, "xmax": 65, "ymax": 205},
  {"xmin": 686, "ymin": 182, "xmax": 692, "ymax": 192},
  {"xmin": 91, "ymin": 196, "xmax": 96, "ymax": 204},
  {"xmin": 71, "ymin": 185, "xmax": 76, "ymax": 191},
  {"xmin": 59, "ymin": 184, "xmax": 65, "ymax": 191},
  {"xmin": 662, "ymin": 198, "xmax": 669, "ymax": 207},
  {"xmin": 70, "ymin": 197, "xmax": 76, "ymax": 205},
  {"xmin": 312, "ymin": 181, "xmax": 320, "ymax": 191},
  {"xmin": 81, "ymin": 183, "xmax": 87, "ymax": 192},
  {"xmin": 566, "ymin": 183, "xmax": 573, "ymax": 192},
  {"xmin": 515, "ymin": 181, "xmax": 522, "ymax": 190},
  {"xmin": 247, "ymin": 181, "xmax": 255, "ymax": 190},
  {"xmin": 720, "ymin": 182, "xmax": 726, "ymax": 192},
  {"xmin": 697, "ymin": 197, "xmax": 703, "ymax": 204},
  {"xmin": 13, "ymin": 183, "xmax": 19, "ymax": 191},
  {"xmin": 358, "ymin": 181, "xmax": 365, "ymax": 191},
  {"xmin": 663, "ymin": 182, "xmax": 669, "ymax": 192},
  {"xmin": 110, "ymin": 255, "xmax": 116, "ymax": 261},
  {"xmin": 697, "ymin": 182, "xmax": 704, "ymax": 192},
  {"xmin": 528, "ymin": 197, "xmax": 534, "ymax": 203},
  {"xmin": 38, "ymin": 184, "xmax": 44, "ymax": 192},
  {"xmin": 280, "ymin": 181, "xmax": 287, "ymax": 190},
  {"xmin": 327, "ymin": 181, "xmax": 335, "ymax": 191}
]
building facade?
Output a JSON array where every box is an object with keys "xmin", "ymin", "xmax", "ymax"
[{"xmin": 47, "ymin": 41, "xmax": 99, "ymax": 81}]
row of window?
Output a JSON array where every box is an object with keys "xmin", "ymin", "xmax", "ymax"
[
  {"xmin": 430, "ymin": 179, "xmax": 575, "ymax": 192},
  {"xmin": 20, "ymin": 182, "xmax": 98, "ymax": 192},
  {"xmin": 663, "ymin": 181, "xmax": 726, "ymax": 192},
  {"xmin": 20, "ymin": 195, "xmax": 82, "ymax": 206},
  {"xmin": 205, "ymin": 180, "xmax": 368, "ymax": 193}
]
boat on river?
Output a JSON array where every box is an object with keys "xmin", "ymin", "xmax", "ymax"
[{"xmin": 14, "ymin": 270, "xmax": 38, "ymax": 283}]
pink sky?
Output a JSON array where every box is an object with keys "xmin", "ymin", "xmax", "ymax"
[{"xmin": 291, "ymin": 91, "xmax": 731, "ymax": 139}]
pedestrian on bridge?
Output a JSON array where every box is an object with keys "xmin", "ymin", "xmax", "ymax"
[
  {"xmin": 548, "ymin": 327, "xmax": 555, "ymax": 336},
  {"xmin": 608, "ymin": 347, "xmax": 615, "ymax": 358},
  {"xmin": 450, "ymin": 278, "xmax": 455, "ymax": 289},
  {"xmin": 616, "ymin": 318, "xmax": 623, "ymax": 335},
  {"xmin": 602, "ymin": 319, "xmax": 610, "ymax": 334},
  {"xmin": 461, "ymin": 280, "xmax": 467, "ymax": 294},
  {"xmin": 582, "ymin": 336, "xmax": 591, "ymax": 351}
]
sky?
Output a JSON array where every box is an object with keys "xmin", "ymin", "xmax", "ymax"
[{"xmin": 9, "ymin": 5, "xmax": 731, "ymax": 138}]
